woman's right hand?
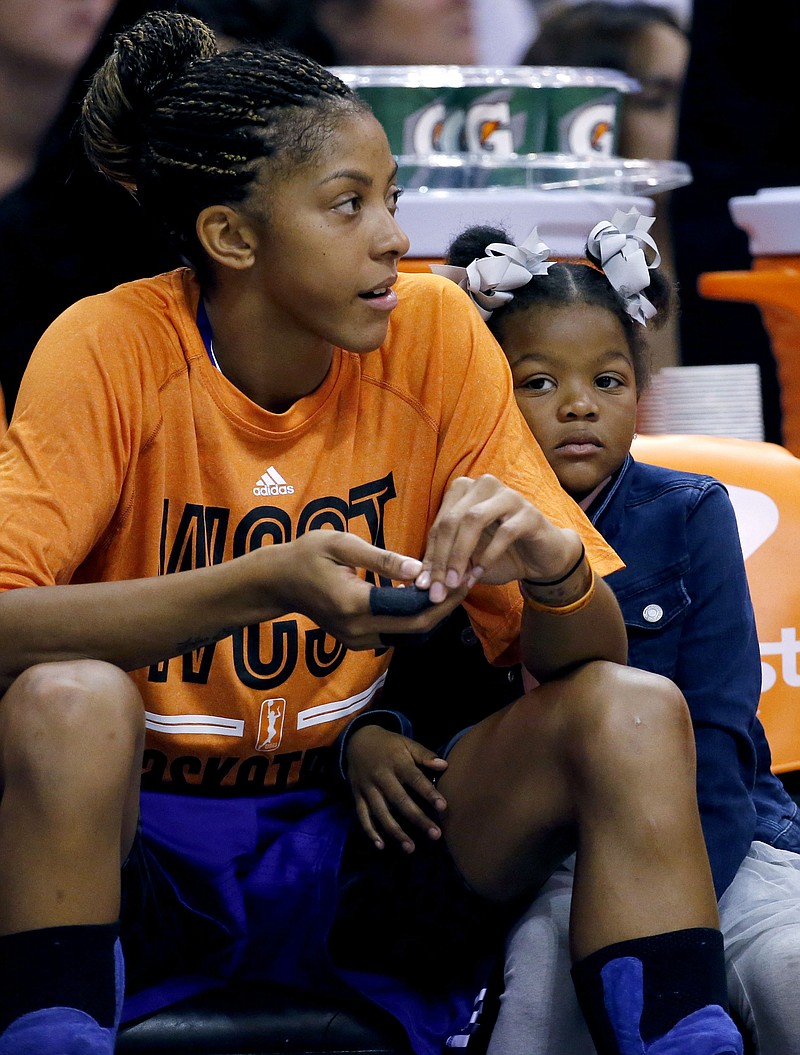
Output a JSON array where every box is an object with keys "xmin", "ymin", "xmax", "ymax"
[{"xmin": 260, "ymin": 530, "xmax": 469, "ymax": 650}]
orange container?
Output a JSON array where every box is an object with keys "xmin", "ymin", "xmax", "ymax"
[
  {"xmin": 632, "ymin": 433, "xmax": 800, "ymax": 775},
  {"xmin": 399, "ymin": 257, "xmax": 442, "ymax": 273},
  {"xmin": 699, "ymin": 256, "xmax": 800, "ymax": 457}
]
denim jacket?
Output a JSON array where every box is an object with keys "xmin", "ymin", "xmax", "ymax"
[{"xmin": 590, "ymin": 455, "xmax": 800, "ymax": 895}]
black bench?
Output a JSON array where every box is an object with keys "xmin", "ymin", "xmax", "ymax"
[{"xmin": 116, "ymin": 981, "xmax": 413, "ymax": 1055}]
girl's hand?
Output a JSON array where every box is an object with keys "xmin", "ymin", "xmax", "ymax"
[
  {"xmin": 415, "ymin": 474, "xmax": 582, "ymax": 601},
  {"xmin": 344, "ymin": 725, "xmax": 448, "ymax": 852}
]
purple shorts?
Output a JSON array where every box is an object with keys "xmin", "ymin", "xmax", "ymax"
[{"xmin": 120, "ymin": 786, "xmax": 511, "ymax": 1055}]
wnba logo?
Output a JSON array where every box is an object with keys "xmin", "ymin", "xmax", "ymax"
[{"xmin": 256, "ymin": 698, "xmax": 286, "ymax": 752}]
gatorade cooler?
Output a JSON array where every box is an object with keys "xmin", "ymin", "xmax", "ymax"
[
  {"xmin": 331, "ymin": 65, "xmax": 637, "ymax": 161},
  {"xmin": 699, "ymin": 187, "xmax": 800, "ymax": 457}
]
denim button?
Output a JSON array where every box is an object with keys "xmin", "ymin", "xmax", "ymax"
[{"xmin": 643, "ymin": 603, "xmax": 663, "ymax": 623}]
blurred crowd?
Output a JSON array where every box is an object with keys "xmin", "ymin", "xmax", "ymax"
[{"xmin": 2, "ymin": 0, "xmax": 799, "ymax": 442}]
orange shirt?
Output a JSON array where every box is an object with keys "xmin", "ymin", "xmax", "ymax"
[{"xmin": 0, "ymin": 269, "xmax": 621, "ymax": 791}]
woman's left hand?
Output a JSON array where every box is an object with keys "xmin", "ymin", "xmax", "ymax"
[{"xmin": 416, "ymin": 474, "xmax": 581, "ymax": 602}]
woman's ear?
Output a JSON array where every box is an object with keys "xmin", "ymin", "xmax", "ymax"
[{"xmin": 196, "ymin": 205, "xmax": 257, "ymax": 271}]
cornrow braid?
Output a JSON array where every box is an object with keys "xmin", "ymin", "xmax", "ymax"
[{"xmin": 81, "ymin": 10, "xmax": 368, "ymax": 275}]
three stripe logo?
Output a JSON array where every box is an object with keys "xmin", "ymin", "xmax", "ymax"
[{"xmin": 253, "ymin": 465, "xmax": 295, "ymax": 497}]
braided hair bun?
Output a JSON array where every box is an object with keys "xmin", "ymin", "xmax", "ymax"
[{"xmin": 82, "ymin": 11, "xmax": 217, "ymax": 190}]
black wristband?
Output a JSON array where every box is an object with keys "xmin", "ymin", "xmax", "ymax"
[{"xmin": 523, "ymin": 542, "xmax": 586, "ymax": 588}]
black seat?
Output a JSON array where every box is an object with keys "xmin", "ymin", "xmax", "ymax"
[{"xmin": 115, "ymin": 982, "xmax": 412, "ymax": 1055}]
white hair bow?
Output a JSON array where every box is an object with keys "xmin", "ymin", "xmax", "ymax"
[
  {"xmin": 586, "ymin": 208, "xmax": 661, "ymax": 326},
  {"xmin": 431, "ymin": 228, "xmax": 553, "ymax": 320}
]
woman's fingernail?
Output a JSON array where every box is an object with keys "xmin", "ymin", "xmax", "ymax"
[
  {"xmin": 429, "ymin": 581, "xmax": 446, "ymax": 602},
  {"xmin": 467, "ymin": 565, "xmax": 483, "ymax": 587}
]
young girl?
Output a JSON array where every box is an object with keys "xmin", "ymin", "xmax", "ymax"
[
  {"xmin": 358, "ymin": 212, "xmax": 800, "ymax": 1053},
  {"xmin": 0, "ymin": 12, "xmax": 741, "ymax": 1055}
]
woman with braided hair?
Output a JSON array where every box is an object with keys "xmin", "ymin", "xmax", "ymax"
[{"xmin": 0, "ymin": 12, "xmax": 743, "ymax": 1055}]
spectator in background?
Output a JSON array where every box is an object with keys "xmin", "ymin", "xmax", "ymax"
[
  {"xmin": 670, "ymin": 0, "xmax": 800, "ymax": 446},
  {"xmin": 531, "ymin": 0, "xmax": 690, "ymax": 32},
  {"xmin": 175, "ymin": 0, "xmax": 294, "ymax": 50},
  {"xmin": 0, "ymin": 0, "xmax": 179, "ymax": 417},
  {"xmin": 249, "ymin": 0, "xmax": 477, "ymax": 66},
  {"xmin": 522, "ymin": 1, "xmax": 689, "ymax": 372},
  {"xmin": 0, "ymin": 0, "xmax": 117, "ymax": 197},
  {"xmin": 0, "ymin": 0, "xmax": 314, "ymax": 420},
  {"xmin": 523, "ymin": 1, "xmax": 687, "ymax": 163}
]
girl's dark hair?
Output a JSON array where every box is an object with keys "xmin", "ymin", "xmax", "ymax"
[
  {"xmin": 445, "ymin": 224, "xmax": 675, "ymax": 391},
  {"xmin": 80, "ymin": 9, "xmax": 369, "ymax": 275}
]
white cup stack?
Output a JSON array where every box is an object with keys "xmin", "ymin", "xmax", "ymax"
[{"xmin": 636, "ymin": 364, "xmax": 765, "ymax": 441}]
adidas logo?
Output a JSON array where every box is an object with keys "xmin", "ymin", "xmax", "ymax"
[{"xmin": 253, "ymin": 465, "xmax": 295, "ymax": 497}]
